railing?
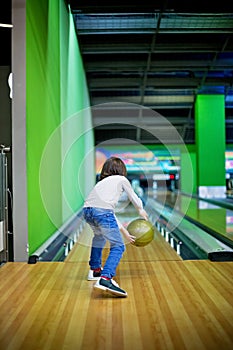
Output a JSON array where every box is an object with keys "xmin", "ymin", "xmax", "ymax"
[
  {"xmin": 28, "ymin": 211, "xmax": 85, "ymax": 263},
  {"xmin": 146, "ymin": 197, "xmax": 233, "ymax": 261}
]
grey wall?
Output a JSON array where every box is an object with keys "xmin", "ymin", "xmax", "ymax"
[{"xmin": 12, "ymin": 0, "xmax": 28, "ymax": 261}]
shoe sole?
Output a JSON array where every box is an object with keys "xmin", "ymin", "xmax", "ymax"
[
  {"xmin": 87, "ymin": 277, "xmax": 100, "ymax": 281},
  {"xmin": 94, "ymin": 283, "xmax": 127, "ymax": 297}
]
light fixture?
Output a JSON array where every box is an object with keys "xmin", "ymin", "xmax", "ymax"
[{"xmin": 0, "ymin": 23, "xmax": 13, "ymax": 28}]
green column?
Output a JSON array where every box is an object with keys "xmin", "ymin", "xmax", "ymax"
[{"xmin": 195, "ymin": 94, "xmax": 226, "ymax": 198}]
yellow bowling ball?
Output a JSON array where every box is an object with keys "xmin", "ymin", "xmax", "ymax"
[{"xmin": 127, "ymin": 218, "xmax": 154, "ymax": 247}]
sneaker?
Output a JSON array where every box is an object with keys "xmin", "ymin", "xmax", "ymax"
[
  {"xmin": 94, "ymin": 278, "xmax": 127, "ymax": 297},
  {"xmin": 87, "ymin": 269, "xmax": 102, "ymax": 281}
]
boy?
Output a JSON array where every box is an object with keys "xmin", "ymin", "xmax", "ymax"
[{"xmin": 83, "ymin": 157, "xmax": 148, "ymax": 297}]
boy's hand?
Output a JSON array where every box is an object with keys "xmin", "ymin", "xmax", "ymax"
[
  {"xmin": 124, "ymin": 231, "xmax": 136, "ymax": 243},
  {"xmin": 120, "ymin": 226, "xmax": 136, "ymax": 243}
]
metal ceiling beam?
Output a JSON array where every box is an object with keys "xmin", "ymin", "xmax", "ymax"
[{"xmin": 68, "ymin": 1, "xmax": 233, "ymax": 144}]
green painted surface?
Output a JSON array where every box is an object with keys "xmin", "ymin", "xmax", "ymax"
[
  {"xmin": 195, "ymin": 95, "xmax": 226, "ymax": 186},
  {"xmin": 26, "ymin": 0, "xmax": 93, "ymax": 254}
]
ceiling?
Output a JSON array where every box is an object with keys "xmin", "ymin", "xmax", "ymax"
[
  {"xmin": 68, "ymin": 1, "xmax": 233, "ymax": 145},
  {"xmin": 1, "ymin": 2, "xmax": 233, "ymax": 145}
]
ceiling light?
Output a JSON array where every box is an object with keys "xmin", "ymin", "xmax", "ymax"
[{"xmin": 0, "ymin": 23, "xmax": 13, "ymax": 28}]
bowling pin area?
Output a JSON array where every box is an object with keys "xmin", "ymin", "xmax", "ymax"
[{"xmin": 0, "ymin": 190, "xmax": 233, "ymax": 350}]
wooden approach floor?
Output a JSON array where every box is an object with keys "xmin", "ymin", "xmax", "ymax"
[{"xmin": 0, "ymin": 226, "xmax": 233, "ymax": 350}]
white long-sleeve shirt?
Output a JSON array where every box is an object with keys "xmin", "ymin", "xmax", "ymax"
[{"xmin": 84, "ymin": 175, "xmax": 143, "ymax": 228}]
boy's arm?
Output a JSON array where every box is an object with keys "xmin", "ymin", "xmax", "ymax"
[
  {"xmin": 115, "ymin": 215, "xmax": 136, "ymax": 243},
  {"xmin": 122, "ymin": 179, "xmax": 149, "ymax": 220},
  {"xmin": 138, "ymin": 208, "xmax": 148, "ymax": 220}
]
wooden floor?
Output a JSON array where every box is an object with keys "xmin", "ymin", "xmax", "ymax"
[{"xmin": 0, "ymin": 226, "xmax": 233, "ymax": 350}]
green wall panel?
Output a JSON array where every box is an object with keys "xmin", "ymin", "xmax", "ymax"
[
  {"xmin": 195, "ymin": 95, "xmax": 225, "ymax": 187},
  {"xmin": 26, "ymin": 0, "xmax": 62, "ymax": 254},
  {"xmin": 26, "ymin": 0, "xmax": 93, "ymax": 254},
  {"xmin": 181, "ymin": 145, "xmax": 196, "ymax": 194}
]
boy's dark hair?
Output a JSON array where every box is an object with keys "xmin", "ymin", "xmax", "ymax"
[{"xmin": 100, "ymin": 157, "xmax": 127, "ymax": 180}]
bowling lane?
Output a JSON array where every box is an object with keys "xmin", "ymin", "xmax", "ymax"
[
  {"xmin": 61, "ymin": 192, "xmax": 233, "ymax": 263},
  {"xmin": 37, "ymin": 190, "xmax": 233, "ymax": 262},
  {"xmin": 150, "ymin": 190, "xmax": 233, "ymax": 247},
  {"xmin": 65, "ymin": 204, "xmax": 182, "ymax": 263}
]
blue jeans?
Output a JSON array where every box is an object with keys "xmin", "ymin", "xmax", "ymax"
[{"xmin": 83, "ymin": 207, "xmax": 125, "ymax": 279}]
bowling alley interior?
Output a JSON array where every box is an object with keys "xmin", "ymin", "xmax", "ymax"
[{"xmin": 0, "ymin": 1, "xmax": 233, "ymax": 349}]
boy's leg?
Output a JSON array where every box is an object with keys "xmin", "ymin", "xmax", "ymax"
[
  {"xmin": 94, "ymin": 237, "xmax": 127, "ymax": 297},
  {"xmin": 87, "ymin": 234, "xmax": 106, "ymax": 281},
  {"xmin": 101, "ymin": 243, "xmax": 125, "ymax": 279},
  {"xmin": 100, "ymin": 217, "xmax": 125, "ymax": 279},
  {"xmin": 89, "ymin": 234, "xmax": 106, "ymax": 269}
]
